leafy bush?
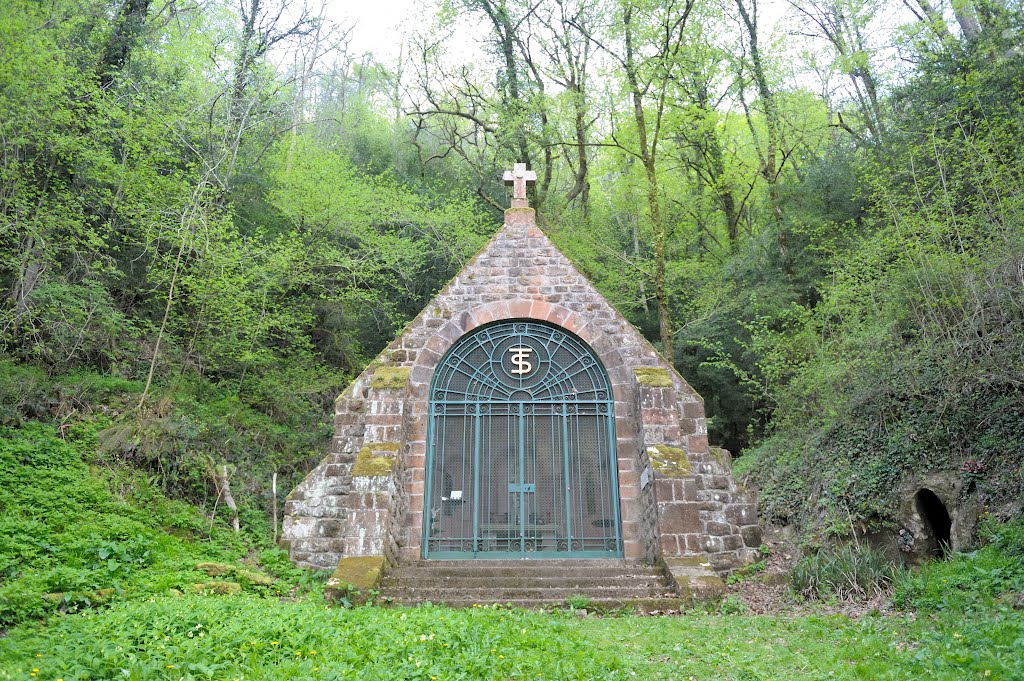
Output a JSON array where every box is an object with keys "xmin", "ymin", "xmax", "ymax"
[{"xmin": 790, "ymin": 542, "xmax": 898, "ymax": 600}]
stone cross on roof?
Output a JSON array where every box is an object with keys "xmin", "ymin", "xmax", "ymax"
[{"xmin": 503, "ymin": 163, "xmax": 537, "ymax": 208}]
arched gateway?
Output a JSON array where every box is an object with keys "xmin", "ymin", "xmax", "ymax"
[
  {"xmin": 425, "ymin": 320, "xmax": 621, "ymax": 558},
  {"xmin": 281, "ymin": 164, "xmax": 761, "ymax": 603}
]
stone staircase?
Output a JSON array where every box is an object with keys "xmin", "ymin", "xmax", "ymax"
[{"xmin": 377, "ymin": 559, "xmax": 683, "ymax": 611}]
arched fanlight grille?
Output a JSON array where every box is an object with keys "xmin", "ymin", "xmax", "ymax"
[{"xmin": 423, "ymin": 320, "xmax": 621, "ymax": 559}]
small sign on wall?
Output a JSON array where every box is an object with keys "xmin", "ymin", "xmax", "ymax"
[{"xmin": 640, "ymin": 465, "xmax": 652, "ymax": 489}]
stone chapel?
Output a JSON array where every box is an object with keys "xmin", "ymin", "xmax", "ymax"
[{"xmin": 281, "ymin": 165, "xmax": 762, "ymax": 606}]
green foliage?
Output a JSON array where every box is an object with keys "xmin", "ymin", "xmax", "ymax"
[
  {"xmin": 889, "ymin": 520, "xmax": 1024, "ymax": 679},
  {"xmin": 0, "ymin": 422, "xmax": 318, "ymax": 627},
  {"xmin": 0, "ymin": 599, "xmax": 621, "ymax": 680},
  {"xmin": 894, "ymin": 520, "xmax": 1024, "ymax": 614},
  {"xmin": 790, "ymin": 542, "xmax": 899, "ymax": 600}
]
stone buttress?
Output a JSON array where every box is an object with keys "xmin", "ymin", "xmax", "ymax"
[{"xmin": 281, "ymin": 205, "xmax": 762, "ymax": 599}]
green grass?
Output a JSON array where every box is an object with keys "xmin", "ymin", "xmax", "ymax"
[
  {"xmin": 1, "ymin": 420, "xmax": 1022, "ymax": 680},
  {"xmin": 0, "ymin": 595, "xmax": 1016, "ymax": 681},
  {"xmin": 0, "ymin": 598, "xmax": 910, "ymax": 680}
]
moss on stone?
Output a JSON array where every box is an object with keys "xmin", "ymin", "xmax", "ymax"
[
  {"xmin": 634, "ymin": 367, "xmax": 673, "ymax": 387},
  {"xmin": 325, "ymin": 556, "xmax": 386, "ymax": 603},
  {"xmin": 664, "ymin": 555, "xmax": 711, "ymax": 569},
  {"xmin": 648, "ymin": 444, "xmax": 691, "ymax": 476},
  {"xmin": 709, "ymin": 446, "xmax": 733, "ymax": 473},
  {"xmin": 369, "ymin": 366, "xmax": 410, "ymax": 390},
  {"xmin": 664, "ymin": 557, "xmax": 725, "ymax": 602},
  {"xmin": 194, "ymin": 562, "xmax": 275, "ymax": 586},
  {"xmin": 45, "ymin": 588, "xmax": 116, "ymax": 605},
  {"xmin": 352, "ymin": 443, "xmax": 400, "ymax": 477},
  {"xmin": 190, "ymin": 581, "xmax": 242, "ymax": 595},
  {"xmin": 194, "ymin": 562, "xmax": 232, "ymax": 577}
]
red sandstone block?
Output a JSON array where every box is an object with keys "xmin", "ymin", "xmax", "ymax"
[
  {"xmin": 560, "ymin": 313, "xmax": 581, "ymax": 333},
  {"xmin": 624, "ymin": 542, "xmax": 644, "ymax": 560},
  {"xmin": 659, "ymin": 502, "xmax": 702, "ymax": 534},
  {"xmin": 508, "ymin": 299, "xmax": 532, "ymax": 318},
  {"xmin": 423, "ymin": 335, "xmax": 447, "ymax": 355},
  {"xmin": 655, "ymin": 479, "xmax": 675, "ymax": 502},
  {"xmin": 529, "ymin": 299, "xmax": 552, "ymax": 321},
  {"xmin": 681, "ymin": 400, "xmax": 704, "ymax": 419},
  {"xmin": 439, "ymin": 322, "xmax": 463, "ymax": 341},
  {"xmin": 681, "ymin": 479, "xmax": 697, "ymax": 500},
  {"xmin": 660, "ymin": 534, "xmax": 680, "ymax": 555},
  {"xmin": 614, "ymin": 415, "xmax": 638, "ymax": 439},
  {"xmin": 688, "ymin": 434, "xmax": 710, "ymax": 454},
  {"xmin": 546, "ymin": 306, "xmax": 570, "ymax": 326}
]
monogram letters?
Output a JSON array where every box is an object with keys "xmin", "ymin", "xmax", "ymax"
[{"xmin": 508, "ymin": 346, "xmax": 533, "ymax": 375}]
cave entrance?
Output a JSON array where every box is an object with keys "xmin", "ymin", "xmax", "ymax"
[{"xmin": 916, "ymin": 488, "xmax": 952, "ymax": 558}]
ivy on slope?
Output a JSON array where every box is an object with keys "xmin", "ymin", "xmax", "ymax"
[
  {"xmin": 740, "ymin": 369, "xmax": 1024, "ymax": 534},
  {"xmin": 0, "ymin": 422, "xmax": 319, "ymax": 626}
]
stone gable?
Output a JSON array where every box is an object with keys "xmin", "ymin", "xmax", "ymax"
[{"xmin": 282, "ymin": 206, "xmax": 761, "ymax": 586}]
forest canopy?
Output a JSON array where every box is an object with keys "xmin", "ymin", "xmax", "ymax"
[{"xmin": 1, "ymin": 0, "xmax": 1022, "ymax": 536}]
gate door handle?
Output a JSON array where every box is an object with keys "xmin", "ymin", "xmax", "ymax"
[{"xmin": 508, "ymin": 483, "xmax": 536, "ymax": 493}]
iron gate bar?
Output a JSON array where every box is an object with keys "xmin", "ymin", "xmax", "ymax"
[{"xmin": 423, "ymin": 320, "xmax": 622, "ymax": 559}]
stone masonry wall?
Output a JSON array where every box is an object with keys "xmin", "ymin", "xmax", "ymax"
[{"xmin": 282, "ymin": 206, "xmax": 762, "ymax": 578}]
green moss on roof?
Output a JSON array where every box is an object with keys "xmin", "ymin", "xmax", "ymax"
[
  {"xmin": 648, "ymin": 444, "xmax": 691, "ymax": 477},
  {"xmin": 352, "ymin": 443, "xmax": 400, "ymax": 477},
  {"xmin": 369, "ymin": 366, "xmax": 410, "ymax": 390},
  {"xmin": 634, "ymin": 367, "xmax": 673, "ymax": 387}
]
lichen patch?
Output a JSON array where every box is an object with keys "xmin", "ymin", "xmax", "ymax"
[
  {"xmin": 369, "ymin": 366, "xmax": 410, "ymax": 390},
  {"xmin": 648, "ymin": 444, "xmax": 691, "ymax": 476},
  {"xmin": 352, "ymin": 443, "xmax": 400, "ymax": 477},
  {"xmin": 634, "ymin": 367, "xmax": 673, "ymax": 387}
]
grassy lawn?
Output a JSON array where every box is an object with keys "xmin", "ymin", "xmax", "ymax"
[
  {"xmin": 3, "ymin": 595, "xmax": 1019, "ymax": 680},
  {"xmin": 0, "ymin": 597, "xmax": 912, "ymax": 680},
  {"xmin": 2, "ymin": 422, "xmax": 1022, "ymax": 680}
]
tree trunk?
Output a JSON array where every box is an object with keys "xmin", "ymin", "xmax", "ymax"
[
  {"xmin": 99, "ymin": 0, "xmax": 152, "ymax": 88},
  {"xmin": 736, "ymin": 0, "xmax": 783, "ymax": 226},
  {"xmin": 208, "ymin": 462, "xmax": 241, "ymax": 533},
  {"xmin": 624, "ymin": 5, "xmax": 673, "ymax": 359},
  {"xmin": 272, "ymin": 471, "xmax": 278, "ymax": 544}
]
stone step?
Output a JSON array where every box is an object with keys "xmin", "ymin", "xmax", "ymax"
[
  {"xmin": 380, "ymin": 585, "xmax": 676, "ymax": 600},
  {"xmin": 386, "ymin": 561, "xmax": 659, "ymax": 580},
  {"xmin": 376, "ymin": 559, "xmax": 678, "ymax": 608},
  {"xmin": 401, "ymin": 559, "xmax": 633, "ymax": 568},
  {"xmin": 380, "ymin": 574, "xmax": 668, "ymax": 589},
  {"xmin": 380, "ymin": 596, "xmax": 686, "ymax": 612}
]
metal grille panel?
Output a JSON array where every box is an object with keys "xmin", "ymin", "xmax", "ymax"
[{"xmin": 424, "ymin": 321, "xmax": 621, "ymax": 559}]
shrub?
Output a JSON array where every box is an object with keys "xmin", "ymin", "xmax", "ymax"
[{"xmin": 790, "ymin": 542, "xmax": 898, "ymax": 600}]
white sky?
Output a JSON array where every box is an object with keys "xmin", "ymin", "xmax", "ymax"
[
  {"xmin": 333, "ymin": 0, "xmax": 792, "ymax": 58},
  {"xmin": 332, "ymin": 0, "xmax": 424, "ymax": 62}
]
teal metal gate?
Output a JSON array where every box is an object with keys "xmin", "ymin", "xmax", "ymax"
[{"xmin": 423, "ymin": 320, "xmax": 622, "ymax": 559}]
